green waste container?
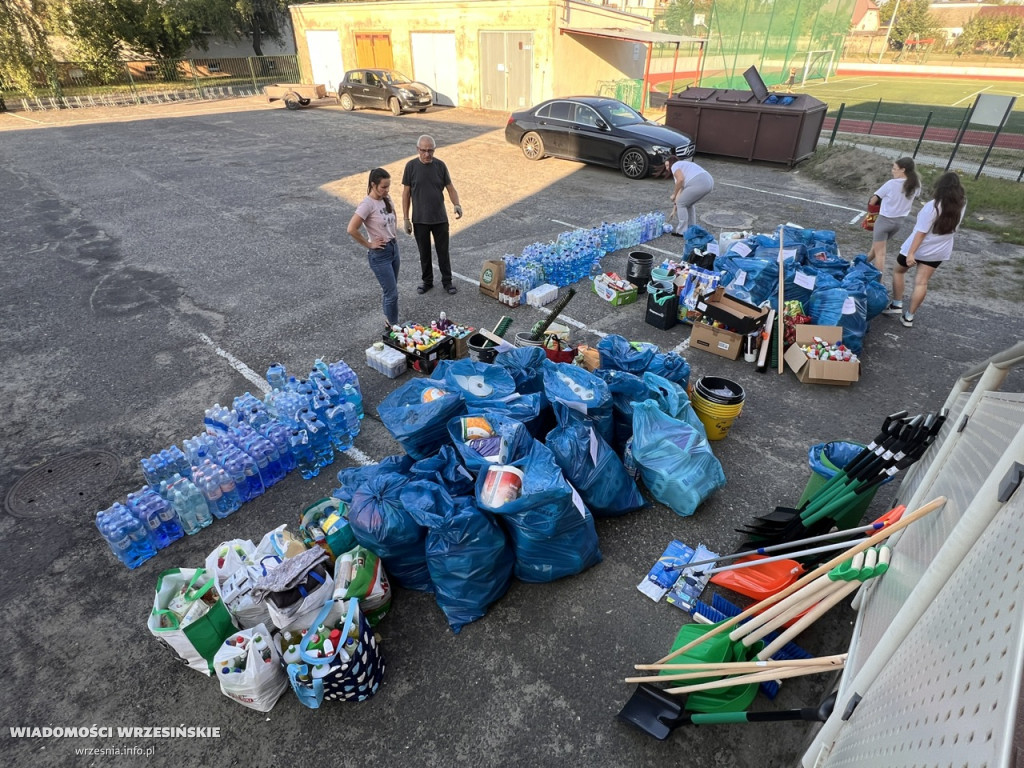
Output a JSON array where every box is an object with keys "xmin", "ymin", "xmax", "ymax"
[{"xmin": 797, "ymin": 441, "xmax": 891, "ymax": 529}]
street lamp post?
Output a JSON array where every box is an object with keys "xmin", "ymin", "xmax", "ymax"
[{"xmin": 878, "ymin": 0, "xmax": 903, "ymax": 64}]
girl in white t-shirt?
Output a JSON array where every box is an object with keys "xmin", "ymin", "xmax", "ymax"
[
  {"xmin": 347, "ymin": 168, "xmax": 401, "ymax": 327},
  {"xmin": 664, "ymin": 154, "xmax": 714, "ymax": 230},
  {"xmin": 888, "ymin": 172, "xmax": 966, "ymax": 328},
  {"xmin": 868, "ymin": 157, "xmax": 920, "ymax": 275}
]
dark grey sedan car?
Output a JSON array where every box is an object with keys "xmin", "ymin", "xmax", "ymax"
[
  {"xmin": 337, "ymin": 69, "xmax": 433, "ymax": 115},
  {"xmin": 505, "ymin": 96, "xmax": 695, "ymax": 179}
]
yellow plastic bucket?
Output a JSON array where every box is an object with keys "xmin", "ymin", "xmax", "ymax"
[{"xmin": 690, "ymin": 376, "xmax": 745, "ymax": 441}]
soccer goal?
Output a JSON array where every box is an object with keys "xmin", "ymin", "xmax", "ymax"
[{"xmin": 799, "ymin": 50, "xmax": 836, "ymax": 85}]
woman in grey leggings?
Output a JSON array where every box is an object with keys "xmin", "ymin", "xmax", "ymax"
[{"xmin": 666, "ymin": 154, "xmax": 714, "ymax": 229}]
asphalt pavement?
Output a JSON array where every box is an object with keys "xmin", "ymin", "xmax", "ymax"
[{"xmin": 1, "ymin": 98, "xmax": 1021, "ymax": 768}]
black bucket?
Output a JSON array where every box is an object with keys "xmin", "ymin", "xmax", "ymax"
[
  {"xmin": 694, "ymin": 376, "xmax": 745, "ymax": 405},
  {"xmin": 467, "ymin": 333, "xmax": 498, "ymax": 364},
  {"xmin": 626, "ymin": 251, "xmax": 654, "ymax": 293}
]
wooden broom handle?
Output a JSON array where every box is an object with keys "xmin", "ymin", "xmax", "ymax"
[
  {"xmin": 652, "ymin": 496, "xmax": 946, "ymax": 665},
  {"xmin": 664, "ymin": 662, "xmax": 844, "ymax": 695}
]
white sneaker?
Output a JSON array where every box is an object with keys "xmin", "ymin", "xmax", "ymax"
[
  {"xmin": 882, "ymin": 302, "xmax": 903, "ymax": 315},
  {"xmin": 900, "ymin": 313, "xmax": 914, "ymax": 328}
]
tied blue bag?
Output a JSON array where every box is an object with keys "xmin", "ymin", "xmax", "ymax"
[
  {"xmin": 377, "ymin": 378, "xmax": 467, "ymax": 460},
  {"xmin": 348, "ymin": 472, "xmax": 432, "ymax": 592},
  {"xmin": 334, "ymin": 454, "xmax": 414, "ymax": 505},
  {"xmin": 448, "ymin": 411, "xmax": 534, "ymax": 477},
  {"xmin": 410, "ymin": 444, "xmax": 477, "ymax": 497},
  {"xmin": 541, "ymin": 360, "xmax": 614, "ymax": 446},
  {"xmin": 402, "ymin": 480, "xmax": 514, "ymax": 633},
  {"xmin": 596, "ymin": 334, "xmax": 657, "ymax": 373},
  {"xmin": 494, "ymin": 346, "xmax": 547, "ymax": 397},
  {"xmin": 595, "ymin": 368, "xmax": 652, "ymax": 454},
  {"xmin": 475, "ymin": 439, "xmax": 602, "ymax": 583},
  {"xmin": 642, "ymin": 371, "xmax": 707, "ymax": 440},
  {"xmin": 546, "ymin": 402, "xmax": 645, "ymax": 518},
  {"xmin": 646, "ymin": 350, "xmax": 691, "ymax": 389},
  {"xmin": 630, "ymin": 400, "xmax": 726, "ymax": 517},
  {"xmin": 466, "ymin": 393, "xmax": 543, "ymax": 436}
]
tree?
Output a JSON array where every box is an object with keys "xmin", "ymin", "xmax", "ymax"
[
  {"xmin": 955, "ymin": 13, "xmax": 1024, "ymax": 58},
  {"xmin": 197, "ymin": 0, "xmax": 291, "ymax": 57},
  {"xmin": 657, "ymin": 0, "xmax": 713, "ymax": 36},
  {"xmin": 879, "ymin": 0, "xmax": 939, "ymax": 48},
  {"xmin": 0, "ymin": 0, "xmax": 62, "ymax": 95}
]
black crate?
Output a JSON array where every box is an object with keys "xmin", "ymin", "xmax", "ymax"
[{"xmin": 382, "ymin": 332, "xmax": 453, "ymax": 375}]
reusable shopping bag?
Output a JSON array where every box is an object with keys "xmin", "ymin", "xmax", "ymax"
[{"xmin": 214, "ymin": 622, "xmax": 288, "ymax": 712}]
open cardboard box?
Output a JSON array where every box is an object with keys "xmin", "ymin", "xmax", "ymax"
[
  {"xmin": 694, "ymin": 286, "xmax": 768, "ymax": 335},
  {"xmin": 689, "ymin": 322, "xmax": 743, "ymax": 360},
  {"xmin": 784, "ymin": 325, "xmax": 860, "ymax": 386}
]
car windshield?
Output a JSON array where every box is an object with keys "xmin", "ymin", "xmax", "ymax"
[
  {"xmin": 380, "ymin": 71, "xmax": 413, "ymax": 85},
  {"xmin": 597, "ymin": 101, "xmax": 645, "ymax": 128}
]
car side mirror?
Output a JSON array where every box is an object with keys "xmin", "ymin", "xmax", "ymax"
[{"xmin": 596, "ymin": 119, "xmax": 608, "ymax": 130}]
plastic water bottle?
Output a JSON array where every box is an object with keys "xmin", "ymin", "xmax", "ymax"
[
  {"xmin": 96, "ymin": 503, "xmax": 156, "ymax": 569},
  {"xmin": 260, "ymin": 420, "xmax": 296, "ymax": 474},
  {"xmin": 325, "ymin": 404, "xmax": 354, "ymax": 452},
  {"xmin": 146, "ymin": 486, "xmax": 184, "ymax": 544},
  {"xmin": 219, "ymin": 452, "xmax": 251, "ymax": 503},
  {"xmin": 215, "ymin": 466, "xmax": 242, "ymax": 516},
  {"xmin": 125, "ymin": 489, "xmax": 172, "ymax": 550},
  {"xmin": 342, "ymin": 383, "xmax": 364, "ymax": 420},
  {"xmin": 301, "ymin": 413, "xmax": 334, "ymax": 470},
  {"xmin": 266, "ymin": 363, "xmax": 288, "ymax": 391},
  {"xmin": 164, "ymin": 480, "xmax": 201, "ymax": 536},
  {"xmin": 319, "ymin": 381, "xmax": 342, "ymax": 407},
  {"xmin": 181, "ymin": 479, "xmax": 213, "ymax": 529},
  {"xmin": 289, "ymin": 429, "xmax": 319, "ymax": 480},
  {"xmin": 233, "ymin": 392, "xmax": 263, "ymax": 419}
]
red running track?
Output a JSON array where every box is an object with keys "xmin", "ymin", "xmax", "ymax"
[{"xmin": 822, "ymin": 117, "xmax": 1024, "ymax": 149}]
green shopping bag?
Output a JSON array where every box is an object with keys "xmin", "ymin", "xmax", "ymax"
[{"xmin": 147, "ymin": 568, "xmax": 237, "ymax": 676}]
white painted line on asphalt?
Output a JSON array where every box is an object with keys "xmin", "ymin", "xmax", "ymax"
[
  {"xmin": 840, "ymin": 82, "xmax": 878, "ymax": 93},
  {"xmin": 551, "ymin": 219, "xmax": 576, "ymax": 228},
  {"xmin": 851, "ymin": 211, "xmax": 866, "ymax": 225},
  {"xmin": 720, "ymin": 182, "xmax": 862, "ymax": 213},
  {"xmin": 343, "ymin": 446, "xmax": 377, "ymax": 466},
  {"xmin": 196, "ymin": 332, "xmax": 272, "ymax": 395}
]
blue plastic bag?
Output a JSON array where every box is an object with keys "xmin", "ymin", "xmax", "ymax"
[
  {"xmin": 494, "ymin": 346, "xmax": 547, "ymax": 397},
  {"xmin": 447, "ymin": 411, "xmax": 535, "ymax": 476},
  {"xmin": 595, "ymin": 368, "xmax": 652, "ymax": 454},
  {"xmin": 647, "ymin": 351, "xmax": 691, "ymax": 389},
  {"xmin": 541, "ymin": 360, "xmax": 614, "ymax": 446},
  {"xmin": 596, "ymin": 334, "xmax": 657, "ymax": 373},
  {"xmin": 466, "ymin": 392, "xmax": 543, "ymax": 435},
  {"xmin": 475, "ymin": 439, "xmax": 602, "ymax": 583},
  {"xmin": 641, "ymin": 372, "xmax": 707, "ymax": 440},
  {"xmin": 348, "ymin": 472, "xmax": 432, "ymax": 592},
  {"xmin": 546, "ymin": 402, "xmax": 644, "ymax": 517},
  {"xmin": 715, "ymin": 254, "xmax": 779, "ymax": 306},
  {"xmin": 402, "ymin": 479, "xmax": 513, "ymax": 633},
  {"xmin": 806, "ymin": 287, "xmax": 867, "ymax": 355},
  {"xmin": 434, "ymin": 358, "xmax": 518, "ymax": 403},
  {"xmin": 334, "ymin": 454, "xmax": 414, "ymax": 505},
  {"xmin": 843, "ymin": 255, "xmax": 889, "ymax": 319},
  {"xmin": 630, "ymin": 400, "xmax": 726, "ymax": 517},
  {"xmin": 377, "ymin": 378, "xmax": 467, "ymax": 460},
  {"xmin": 410, "ymin": 444, "xmax": 477, "ymax": 497}
]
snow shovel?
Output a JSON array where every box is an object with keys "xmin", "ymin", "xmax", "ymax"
[{"xmin": 618, "ymin": 685, "xmax": 836, "ymax": 739}]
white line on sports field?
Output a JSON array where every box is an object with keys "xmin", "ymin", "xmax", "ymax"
[
  {"xmin": 839, "ymin": 82, "xmax": 879, "ymax": 93},
  {"xmin": 953, "ymin": 86, "xmax": 991, "ymax": 107}
]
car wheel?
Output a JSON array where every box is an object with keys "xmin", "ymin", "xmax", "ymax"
[
  {"xmin": 521, "ymin": 132, "xmax": 545, "ymax": 161},
  {"xmin": 339, "ymin": 93, "xmax": 354, "ymax": 111},
  {"xmin": 389, "ymin": 97, "xmax": 402, "ymax": 116},
  {"xmin": 620, "ymin": 148, "xmax": 649, "ymax": 179}
]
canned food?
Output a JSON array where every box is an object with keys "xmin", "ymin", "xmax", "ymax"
[{"xmin": 480, "ymin": 465, "xmax": 524, "ymax": 509}]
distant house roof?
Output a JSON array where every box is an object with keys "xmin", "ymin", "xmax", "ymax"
[
  {"xmin": 852, "ymin": 0, "xmax": 880, "ymax": 25},
  {"xmin": 928, "ymin": 5, "xmax": 985, "ymax": 29},
  {"xmin": 977, "ymin": 6, "xmax": 1024, "ymax": 19}
]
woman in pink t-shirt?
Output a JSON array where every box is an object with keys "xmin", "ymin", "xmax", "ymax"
[{"xmin": 347, "ymin": 168, "xmax": 401, "ymax": 327}]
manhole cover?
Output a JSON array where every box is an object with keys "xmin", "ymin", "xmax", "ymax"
[{"xmin": 4, "ymin": 451, "xmax": 121, "ymax": 519}]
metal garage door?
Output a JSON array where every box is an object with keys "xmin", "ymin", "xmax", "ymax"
[
  {"xmin": 305, "ymin": 30, "xmax": 344, "ymax": 93},
  {"xmin": 479, "ymin": 31, "xmax": 533, "ymax": 112},
  {"xmin": 411, "ymin": 32, "xmax": 458, "ymax": 107}
]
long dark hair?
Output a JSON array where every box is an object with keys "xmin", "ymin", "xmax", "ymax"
[
  {"xmin": 367, "ymin": 168, "xmax": 392, "ymax": 213},
  {"xmin": 931, "ymin": 172, "xmax": 965, "ymax": 235},
  {"xmin": 895, "ymin": 156, "xmax": 920, "ymax": 199}
]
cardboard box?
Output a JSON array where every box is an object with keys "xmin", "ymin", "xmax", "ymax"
[
  {"xmin": 689, "ymin": 322, "xmax": 743, "ymax": 360},
  {"xmin": 575, "ymin": 344, "xmax": 601, "ymax": 372},
  {"xmin": 382, "ymin": 332, "xmax": 454, "ymax": 375},
  {"xmin": 695, "ymin": 287, "xmax": 769, "ymax": 335},
  {"xmin": 479, "ymin": 260, "xmax": 504, "ymax": 299},
  {"xmin": 784, "ymin": 325, "xmax": 860, "ymax": 386},
  {"xmin": 593, "ymin": 273, "xmax": 638, "ymax": 306}
]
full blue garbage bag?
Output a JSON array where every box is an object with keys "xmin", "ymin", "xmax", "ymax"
[
  {"xmin": 377, "ymin": 378, "xmax": 467, "ymax": 460},
  {"xmin": 546, "ymin": 402, "xmax": 644, "ymax": 517},
  {"xmin": 684, "ymin": 225, "xmax": 715, "ymax": 257},
  {"xmin": 843, "ymin": 254, "xmax": 889, "ymax": 319},
  {"xmin": 647, "ymin": 351, "xmax": 691, "ymax": 389},
  {"xmin": 494, "ymin": 346, "xmax": 547, "ymax": 397},
  {"xmin": 475, "ymin": 439, "xmax": 602, "ymax": 583},
  {"xmin": 596, "ymin": 334, "xmax": 657, "ymax": 373},
  {"xmin": 466, "ymin": 392, "xmax": 543, "ymax": 436},
  {"xmin": 808, "ymin": 441, "xmax": 895, "ymax": 486},
  {"xmin": 410, "ymin": 444, "xmax": 477, "ymax": 497},
  {"xmin": 402, "ymin": 479, "xmax": 513, "ymax": 633},
  {"xmin": 448, "ymin": 411, "xmax": 535, "ymax": 476},
  {"xmin": 642, "ymin": 371, "xmax": 707, "ymax": 440},
  {"xmin": 715, "ymin": 254, "xmax": 779, "ymax": 306},
  {"xmin": 806, "ymin": 287, "xmax": 867, "ymax": 355},
  {"xmin": 778, "ymin": 261, "xmax": 841, "ymax": 310},
  {"xmin": 334, "ymin": 454, "xmax": 414, "ymax": 505},
  {"xmin": 433, "ymin": 358, "xmax": 518, "ymax": 403},
  {"xmin": 541, "ymin": 360, "xmax": 613, "ymax": 445},
  {"xmin": 630, "ymin": 400, "xmax": 726, "ymax": 517},
  {"xmin": 594, "ymin": 368, "xmax": 652, "ymax": 455},
  {"xmin": 798, "ymin": 237, "xmax": 850, "ymax": 280},
  {"xmin": 348, "ymin": 472, "xmax": 432, "ymax": 592}
]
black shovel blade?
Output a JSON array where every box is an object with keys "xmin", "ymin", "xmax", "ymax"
[
  {"xmin": 751, "ymin": 506, "xmax": 802, "ymax": 525},
  {"xmin": 618, "ymin": 684, "xmax": 685, "ymax": 740}
]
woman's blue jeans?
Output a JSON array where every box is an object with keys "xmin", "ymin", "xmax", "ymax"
[{"xmin": 368, "ymin": 240, "xmax": 400, "ymax": 325}]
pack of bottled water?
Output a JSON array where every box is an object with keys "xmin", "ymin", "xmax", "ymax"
[
  {"xmin": 96, "ymin": 357, "xmax": 364, "ymax": 568},
  {"xmin": 502, "ymin": 212, "xmax": 666, "ymax": 289}
]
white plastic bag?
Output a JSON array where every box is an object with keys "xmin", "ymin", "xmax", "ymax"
[{"xmin": 214, "ymin": 623, "xmax": 289, "ymax": 712}]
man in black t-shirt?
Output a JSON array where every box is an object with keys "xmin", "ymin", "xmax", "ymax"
[{"xmin": 401, "ymin": 134, "xmax": 463, "ymax": 294}]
